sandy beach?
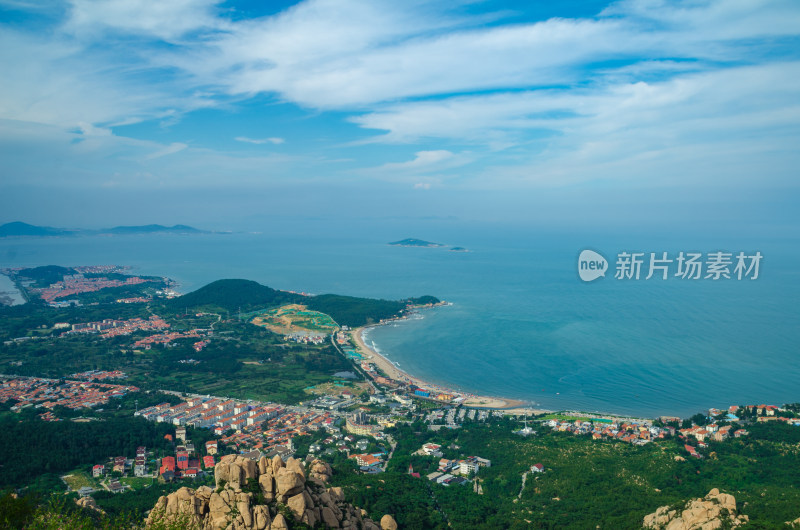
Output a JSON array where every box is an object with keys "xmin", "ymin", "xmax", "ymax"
[{"xmin": 350, "ymin": 323, "xmax": 530, "ymax": 410}]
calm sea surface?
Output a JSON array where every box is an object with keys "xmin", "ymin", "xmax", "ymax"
[{"xmin": 1, "ymin": 225, "xmax": 798, "ymax": 417}]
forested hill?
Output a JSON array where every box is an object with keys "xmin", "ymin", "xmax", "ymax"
[
  {"xmin": 305, "ymin": 294, "xmax": 405, "ymax": 327},
  {"xmin": 164, "ymin": 279, "xmax": 439, "ymax": 327},
  {"xmin": 163, "ymin": 279, "xmax": 302, "ymax": 312}
]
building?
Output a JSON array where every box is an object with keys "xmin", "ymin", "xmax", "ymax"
[
  {"xmin": 460, "ymin": 461, "xmax": 478, "ymax": 475},
  {"xmin": 160, "ymin": 456, "xmax": 176, "ymax": 476},
  {"xmin": 176, "ymin": 451, "xmax": 189, "ymax": 470},
  {"xmin": 113, "ymin": 456, "xmax": 126, "ymax": 474},
  {"xmin": 346, "ymin": 412, "xmax": 381, "ymax": 436},
  {"xmin": 92, "ymin": 464, "xmax": 105, "ymax": 478},
  {"xmin": 350, "ymin": 453, "xmax": 382, "ymax": 467}
]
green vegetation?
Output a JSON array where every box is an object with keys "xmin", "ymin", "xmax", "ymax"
[
  {"xmin": 250, "ymin": 304, "xmax": 338, "ymax": 334},
  {"xmin": 0, "ymin": 490, "xmax": 202, "ymax": 529},
  {"xmin": 304, "ymin": 294, "xmax": 405, "ymax": 327},
  {"xmin": 156, "ymin": 277, "xmax": 438, "ymax": 327},
  {"xmin": 15, "ymin": 266, "xmax": 77, "ymax": 288},
  {"xmin": 404, "ymin": 295, "xmax": 441, "ymax": 306},
  {"xmin": 61, "ymin": 473, "xmax": 96, "ymax": 492},
  {"xmin": 0, "ymin": 399, "xmax": 180, "ymax": 491},
  {"xmin": 161, "ymin": 279, "xmax": 299, "ymax": 313},
  {"xmin": 326, "ymin": 417, "xmax": 800, "ymax": 529}
]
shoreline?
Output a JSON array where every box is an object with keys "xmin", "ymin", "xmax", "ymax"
[{"xmin": 349, "ymin": 311, "xmax": 531, "ymax": 410}]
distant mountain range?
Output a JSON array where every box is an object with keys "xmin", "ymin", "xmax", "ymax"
[{"xmin": 0, "ymin": 222, "xmax": 209, "ymax": 238}]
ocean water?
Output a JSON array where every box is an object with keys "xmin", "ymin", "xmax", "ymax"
[{"xmin": 1, "ymin": 225, "xmax": 798, "ymax": 417}]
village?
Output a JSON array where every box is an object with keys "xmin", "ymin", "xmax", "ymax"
[
  {"xmin": 32, "ymin": 274, "xmax": 156, "ymax": 306},
  {"xmin": 537, "ymin": 403, "xmax": 800, "ymax": 461},
  {"xmin": 0, "ymin": 374, "xmax": 140, "ymax": 411}
]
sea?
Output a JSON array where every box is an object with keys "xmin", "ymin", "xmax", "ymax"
[{"xmin": 1, "ymin": 223, "xmax": 798, "ymax": 418}]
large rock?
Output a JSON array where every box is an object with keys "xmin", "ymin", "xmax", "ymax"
[
  {"xmin": 310, "ymin": 460, "xmax": 333, "ymax": 482},
  {"xmin": 275, "ymin": 467, "xmax": 305, "ymax": 499},
  {"xmin": 286, "ymin": 457, "xmax": 306, "ymax": 480},
  {"xmin": 381, "ymin": 514, "xmax": 399, "ymax": 530},
  {"xmin": 271, "ymin": 455, "xmax": 284, "ymax": 475},
  {"xmin": 76, "ymin": 496, "xmax": 103, "ymax": 514},
  {"xmin": 270, "ymin": 513, "xmax": 289, "ymax": 530},
  {"xmin": 258, "ymin": 472, "xmax": 276, "ymax": 502},
  {"xmin": 145, "ymin": 457, "xmax": 391, "ymax": 530},
  {"xmin": 287, "ymin": 491, "xmax": 314, "ymax": 519},
  {"xmin": 322, "ymin": 506, "xmax": 341, "ymax": 528},
  {"xmin": 643, "ymin": 489, "xmax": 749, "ymax": 529},
  {"xmin": 215, "ymin": 455, "xmax": 258, "ymax": 491},
  {"xmin": 252, "ymin": 505, "xmax": 271, "ymax": 530}
]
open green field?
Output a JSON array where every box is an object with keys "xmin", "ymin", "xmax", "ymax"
[
  {"xmin": 119, "ymin": 476, "xmax": 156, "ymax": 491},
  {"xmin": 251, "ymin": 304, "xmax": 338, "ymax": 335},
  {"xmin": 61, "ymin": 471, "xmax": 98, "ymax": 492}
]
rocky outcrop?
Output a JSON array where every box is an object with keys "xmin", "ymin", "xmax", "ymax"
[
  {"xmin": 643, "ymin": 488, "xmax": 749, "ymax": 529},
  {"xmin": 147, "ymin": 454, "xmax": 390, "ymax": 529},
  {"xmin": 381, "ymin": 514, "xmax": 398, "ymax": 530},
  {"xmin": 76, "ymin": 495, "xmax": 104, "ymax": 514}
]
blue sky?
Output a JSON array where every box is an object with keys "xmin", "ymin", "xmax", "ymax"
[{"xmin": 1, "ymin": 0, "xmax": 798, "ymax": 232}]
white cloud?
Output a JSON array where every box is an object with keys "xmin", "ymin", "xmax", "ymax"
[
  {"xmin": 1, "ymin": 0, "xmax": 799, "ymax": 193},
  {"xmin": 235, "ymin": 136, "xmax": 285, "ymax": 145},
  {"xmin": 145, "ymin": 142, "xmax": 188, "ymax": 160},
  {"xmin": 65, "ymin": 0, "xmax": 224, "ymax": 41}
]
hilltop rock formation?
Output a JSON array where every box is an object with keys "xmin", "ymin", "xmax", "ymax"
[
  {"xmin": 643, "ymin": 488, "xmax": 748, "ymax": 529},
  {"xmin": 147, "ymin": 454, "xmax": 391, "ymax": 529}
]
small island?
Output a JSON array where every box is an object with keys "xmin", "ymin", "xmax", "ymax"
[
  {"xmin": 388, "ymin": 238, "xmax": 445, "ymax": 248},
  {"xmin": 449, "ymin": 246, "xmax": 469, "ymax": 252}
]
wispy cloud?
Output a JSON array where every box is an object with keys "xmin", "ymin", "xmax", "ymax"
[
  {"xmin": 145, "ymin": 142, "xmax": 188, "ymax": 160},
  {"xmin": 235, "ymin": 136, "xmax": 285, "ymax": 145},
  {"xmin": 0, "ymin": 0, "xmax": 798, "ymax": 197}
]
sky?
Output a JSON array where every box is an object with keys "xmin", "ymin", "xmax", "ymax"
[{"xmin": 0, "ymin": 0, "xmax": 799, "ymax": 232}]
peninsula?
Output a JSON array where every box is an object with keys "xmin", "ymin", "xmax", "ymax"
[{"xmin": 0, "ymin": 221, "xmax": 210, "ymax": 238}]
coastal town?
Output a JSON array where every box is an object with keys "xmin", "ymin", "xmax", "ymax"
[
  {"xmin": 0, "ymin": 263, "xmax": 798, "ymax": 529},
  {"xmin": 0, "ymin": 374, "xmax": 140, "ymax": 411}
]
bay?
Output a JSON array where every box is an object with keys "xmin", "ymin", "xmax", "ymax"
[{"xmin": 1, "ymin": 224, "xmax": 797, "ymax": 418}]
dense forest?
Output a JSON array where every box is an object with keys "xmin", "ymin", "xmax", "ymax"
[
  {"xmin": 327, "ymin": 418, "xmax": 800, "ymax": 529},
  {"xmin": 163, "ymin": 278, "xmax": 439, "ymax": 327},
  {"xmin": 162, "ymin": 279, "xmax": 300, "ymax": 313},
  {"xmin": 0, "ymin": 393, "xmax": 182, "ymax": 490}
]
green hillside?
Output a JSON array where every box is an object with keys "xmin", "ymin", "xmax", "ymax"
[{"xmin": 163, "ymin": 279, "xmax": 301, "ymax": 312}]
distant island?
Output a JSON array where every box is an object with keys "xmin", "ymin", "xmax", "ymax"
[
  {"xmin": 389, "ymin": 238, "xmax": 469, "ymax": 252},
  {"xmin": 0, "ymin": 221, "xmax": 74, "ymax": 238},
  {"xmin": 0, "ymin": 221, "xmax": 209, "ymax": 238},
  {"xmin": 388, "ymin": 238, "xmax": 445, "ymax": 248}
]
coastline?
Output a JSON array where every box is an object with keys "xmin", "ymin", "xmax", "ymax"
[{"xmin": 349, "ymin": 313, "xmax": 532, "ymax": 410}]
